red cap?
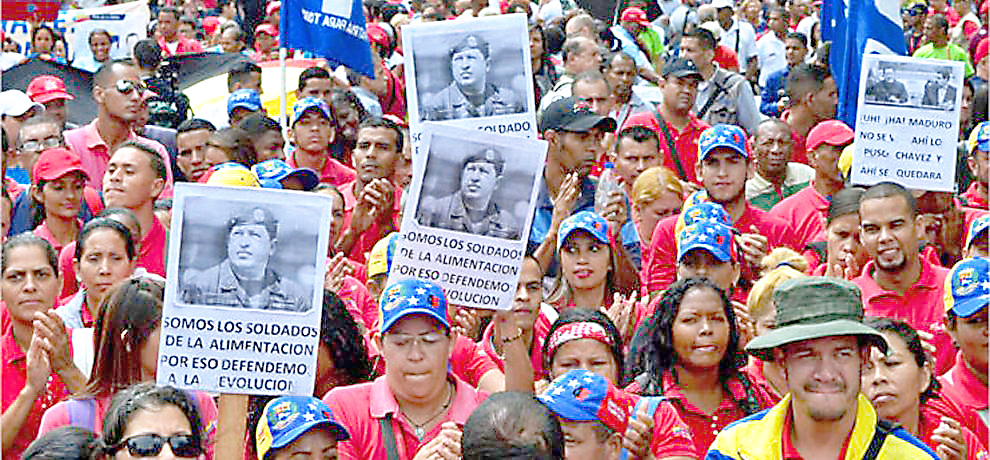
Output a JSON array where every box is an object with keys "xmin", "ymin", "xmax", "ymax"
[
  {"xmin": 255, "ymin": 23, "xmax": 278, "ymax": 36},
  {"xmin": 806, "ymin": 119, "xmax": 854, "ymax": 151},
  {"xmin": 620, "ymin": 7, "xmax": 651, "ymax": 26},
  {"xmin": 976, "ymin": 38, "xmax": 988, "ymax": 63},
  {"xmin": 366, "ymin": 23, "xmax": 389, "ymax": 47},
  {"xmin": 266, "ymin": 1, "xmax": 281, "ymax": 15},
  {"xmin": 32, "ymin": 148, "xmax": 88, "ymax": 183},
  {"xmin": 203, "ymin": 16, "xmax": 221, "ymax": 36},
  {"xmin": 981, "ymin": 0, "xmax": 988, "ymax": 15},
  {"xmin": 27, "ymin": 75, "xmax": 74, "ymax": 104}
]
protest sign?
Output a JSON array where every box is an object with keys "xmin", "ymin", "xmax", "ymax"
[
  {"xmin": 157, "ymin": 183, "xmax": 331, "ymax": 396},
  {"xmin": 851, "ymin": 54, "xmax": 963, "ymax": 192},
  {"xmin": 280, "ymin": 0, "xmax": 374, "ymax": 77},
  {"xmin": 387, "ymin": 123, "xmax": 546, "ymax": 310},
  {"xmin": 1, "ymin": 1, "xmax": 149, "ymax": 61},
  {"xmin": 402, "ymin": 14, "xmax": 537, "ymax": 155}
]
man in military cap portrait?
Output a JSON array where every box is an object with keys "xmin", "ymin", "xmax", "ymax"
[
  {"xmin": 418, "ymin": 147, "xmax": 521, "ymax": 239},
  {"xmin": 421, "ymin": 33, "xmax": 524, "ymax": 121},
  {"xmin": 181, "ymin": 207, "xmax": 311, "ymax": 311}
]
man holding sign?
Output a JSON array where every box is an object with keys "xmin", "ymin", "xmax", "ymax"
[{"xmin": 181, "ymin": 207, "xmax": 310, "ymax": 312}]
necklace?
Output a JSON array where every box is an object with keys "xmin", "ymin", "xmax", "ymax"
[{"xmin": 402, "ymin": 382, "xmax": 453, "ymax": 440}]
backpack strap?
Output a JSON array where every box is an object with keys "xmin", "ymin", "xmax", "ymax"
[
  {"xmin": 862, "ymin": 419, "xmax": 898, "ymax": 460},
  {"xmin": 696, "ymin": 71, "xmax": 737, "ymax": 119},
  {"xmin": 67, "ymin": 398, "xmax": 99, "ymax": 431}
]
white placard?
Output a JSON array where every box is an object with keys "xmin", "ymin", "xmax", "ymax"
[
  {"xmin": 387, "ymin": 123, "xmax": 546, "ymax": 310},
  {"xmin": 402, "ymin": 14, "xmax": 537, "ymax": 155},
  {"xmin": 157, "ymin": 183, "xmax": 332, "ymax": 396},
  {"xmin": 851, "ymin": 54, "xmax": 964, "ymax": 192}
]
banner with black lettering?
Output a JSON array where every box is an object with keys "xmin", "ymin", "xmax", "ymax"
[
  {"xmin": 157, "ymin": 184, "xmax": 332, "ymax": 395},
  {"xmin": 388, "ymin": 123, "xmax": 546, "ymax": 310},
  {"xmin": 852, "ymin": 54, "xmax": 964, "ymax": 192}
]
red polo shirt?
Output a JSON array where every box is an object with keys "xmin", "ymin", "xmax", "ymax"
[
  {"xmin": 1, "ymin": 326, "xmax": 72, "ymax": 460},
  {"xmin": 63, "ymin": 120, "xmax": 175, "ymax": 198},
  {"xmin": 340, "ymin": 180, "xmax": 402, "ymax": 264},
  {"xmin": 287, "ymin": 151, "xmax": 357, "ymax": 187},
  {"xmin": 918, "ymin": 405, "xmax": 988, "ymax": 460},
  {"xmin": 768, "ymin": 181, "xmax": 830, "ymax": 249},
  {"xmin": 853, "ymin": 257, "xmax": 954, "ymax": 374},
  {"xmin": 641, "ymin": 202, "xmax": 796, "ymax": 295},
  {"xmin": 32, "ymin": 219, "xmax": 82, "ymax": 256},
  {"xmin": 961, "ymin": 183, "xmax": 988, "ymax": 209},
  {"xmin": 625, "ymin": 371, "xmax": 775, "ymax": 452},
  {"xmin": 938, "ymin": 351, "xmax": 989, "ymax": 447},
  {"xmin": 323, "ymin": 375, "xmax": 488, "ymax": 460},
  {"xmin": 622, "ymin": 111, "xmax": 710, "ymax": 185}
]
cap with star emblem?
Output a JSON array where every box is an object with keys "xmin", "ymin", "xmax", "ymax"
[
  {"xmin": 536, "ymin": 369, "xmax": 636, "ymax": 434},
  {"xmin": 698, "ymin": 124, "xmax": 749, "ymax": 161},
  {"xmin": 379, "ymin": 278, "xmax": 449, "ymax": 333},
  {"xmin": 557, "ymin": 210, "xmax": 610, "ymax": 252},
  {"xmin": 256, "ymin": 396, "xmax": 349, "ymax": 460},
  {"xmin": 944, "ymin": 257, "xmax": 990, "ymax": 318},
  {"xmin": 677, "ymin": 221, "xmax": 735, "ymax": 263}
]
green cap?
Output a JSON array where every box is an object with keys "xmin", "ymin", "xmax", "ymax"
[{"xmin": 745, "ymin": 277, "xmax": 886, "ymax": 361}]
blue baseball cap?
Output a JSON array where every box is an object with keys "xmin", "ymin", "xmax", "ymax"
[
  {"xmin": 256, "ymin": 396, "xmax": 349, "ymax": 460},
  {"xmin": 227, "ymin": 89, "xmax": 262, "ymax": 115},
  {"xmin": 674, "ymin": 199, "xmax": 733, "ymax": 239},
  {"xmin": 970, "ymin": 121, "xmax": 990, "ymax": 153},
  {"xmin": 557, "ymin": 210, "xmax": 610, "ymax": 252},
  {"xmin": 291, "ymin": 97, "xmax": 333, "ymax": 127},
  {"xmin": 699, "ymin": 124, "xmax": 748, "ymax": 161},
  {"xmin": 944, "ymin": 258, "xmax": 990, "ymax": 318},
  {"xmin": 252, "ymin": 159, "xmax": 320, "ymax": 190},
  {"xmin": 536, "ymin": 369, "xmax": 635, "ymax": 434},
  {"xmin": 967, "ymin": 215, "xmax": 990, "ymax": 250},
  {"xmin": 379, "ymin": 279, "xmax": 449, "ymax": 333},
  {"xmin": 677, "ymin": 221, "xmax": 735, "ymax": 263}
]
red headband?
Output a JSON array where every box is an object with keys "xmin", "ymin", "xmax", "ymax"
[{"xmin": 547, "ymin": 322, "xmax": 614, "ymax": 355}]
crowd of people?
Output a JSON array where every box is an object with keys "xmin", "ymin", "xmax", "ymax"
[{"xmin": 1, "ymin": 0, "xmax": 988, "ymax": 458}]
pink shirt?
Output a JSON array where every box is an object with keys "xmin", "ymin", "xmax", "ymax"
[
  {"xmin": 337, "ymin": 275, "xmax": 377, "ymax": 331},
  {"xmin": 32, "ymin": 219, "xmax": 81, "ymax": 256},
  {"xmin": 340, "ymin": 180, "xmax": 402, "ymax": 264},
  {"xmin": 138, "ymin": 216, "xmax": 168, "ymax": 277},
  {"xmin": 853, "ymin": 257, "xmax": 954, "ymax": 374},
  {"xmin": 287, "ymin": 152, "xmax": 357, "ymax": 188},
  {"xmin": 323, "ymin": 375, "xmax": 488, "ymax": 460},
  {"xmin": 768, "ymin": 181, "xmax": 829, "ymax": 249},
  {"xmin": 478, "ymin": 304, "xmax": 556, "ymax": 380},
  {"xmin": 938, "ymin": 351, "xmax": 989, "ymax": 447},
  {"xmin": 64, "ymin": 120, "xmax": 175, "ymax": 198}
]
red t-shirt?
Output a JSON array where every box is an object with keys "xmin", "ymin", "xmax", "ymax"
[
  {"xmin": 323, "ymin": 375, "xmax": 487, "ymax": 460},
  {"xmin": 938, "ymin": 351, "xmax": 989, "ymax": 447},
  {"xmin": 1, "ymin": 325, "xmax": 72, "ymax": 460},
  {"xmin": 768, "ymin": 181, "xmax": 829, "ymax": 249},
  {"xmin": 637, "ymin": 396, "xmax": 699, "ymax": 458},
  {"xmin": 853, "ymin": 257, "xmax": 954, "ymax": 375},
  {"xmin": 622, "ymin": 111, "xmax": 710, "ymax": 185},
  {"xmin": 340, "ymin": 180, "xmax": 402, "ymax": 264},
  {"xmin": 138, "ymin": 216, "xmax": 168, "ymax": 277},
  {"xmin": 917, "ymin": 405, "xmax": 988, "ymax": 460},
  {"xmin": 287, "ymin": 151, "xmax": 357, "ymax": 188}
]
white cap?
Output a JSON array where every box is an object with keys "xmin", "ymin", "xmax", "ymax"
[
  {"xmin": 0, "ymin": 90, "xmax": 44, "ymax": 117},
  {"xmin": 700, "ymin": 21, "xmax": 723, "ymax": 40},
  {"xmin": 711, "ymin": 0, "xmax": 734, "ymax": 10}
]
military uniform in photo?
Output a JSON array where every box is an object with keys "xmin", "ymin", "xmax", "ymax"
[
  {"xmin": 866, "ymin": 75, "xmax": 909, "ymax": 103},
  {"xmin": 421, "ymin": 34, "xmax": 523, "ymax": 121}
]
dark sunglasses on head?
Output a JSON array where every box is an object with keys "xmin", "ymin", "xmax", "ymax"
[
  {"xmin": 111, "ymin": 434, "xmax": 201, "ymax": 458},
  {"xmin": 114, "ymin": 79, "xmax": 148, "ymax": 96}
]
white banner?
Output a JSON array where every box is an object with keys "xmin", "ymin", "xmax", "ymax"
[
  {"xmin": 1, "ymin": 1, "xmax": 149, "ymax": 64},
  {"xmin": 157, "ymin": 184, "xmax": 332, "ymax": 396},
  {"xmin": 851, "ymin": 54, "xmax": 964, "ymax": 192}
]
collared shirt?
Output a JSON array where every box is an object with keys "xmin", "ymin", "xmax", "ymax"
[
  {"xmin": 756, "ymin": 32, "xmax": 787, "ymax": 87},
  {"xmin": 2, "ymin": 326, "xmax": 72, "ymax": 460},
  {"xmin": 478, "ymin": 303, "xmax": 557, "ymax": 380},
  {"xmin": 609, "ymin": 92, "xmax": 656, "ymax": 132},
  {"xmin": 853, "ymin": 257, "xmax": 954, "ymax": 374},
  {"xmin": 767, "ymin": 180, "xmax": 829, "ymax": 248},
  {"xmin": 32, "ymin": 219, "xmax": 82, "ymax": 256},
  {"xmin": 938, "ymin": 351, "xmax": 990, "ymax": 446},
  {"xmin": 181, "ymin": 259, "xmax": 310, "ymax": 311},
  {"xmin": 418, "ymin": 191, "xmax": 520, "ymax": 239},
  {"xmin": 423, "ymin": 81, "xmax": 522, "ymax": 121},
  {"xmin": 760, "ymin": 68, "xmax": 789, "ymax": 117},
  {"xmin": 720, "ymin": 20, "xmax": 758, "ymax": 71},
  {"xmin": 746, "ymin": 163, "xmax": 814, "ymax": 211},
  {"xmin": 286, "ymin": 151, "xmax": 357, "ymax": 187},
  {"xmin": 917, "ymin": 405, "xmax": 988, "ymax": 460},
  {"xmin": 622, "ymin": 110, "xmax": 709, "ymax": 184},
  {"xmin": 707, "ymin": 393, "xmax": 938, "ymax": 460},
  {"xmin": 340, "ymin": 180, "xmax": 403, "ymax": 264},
  {"xmin": 323, "ymin": 375, "xmax": 488, "ymax": 460},
  {"xmin": 64, "ymin": 120, "xmax": 175, "ymax": 198}
]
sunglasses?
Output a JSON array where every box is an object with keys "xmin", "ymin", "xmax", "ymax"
[
  {"xmin": 111, "ymin": 434, "xmax": 201, "ymax": 458},
  {"xmin": 114, "ymin": 79, "xmax": 149, "ymax": 96}
]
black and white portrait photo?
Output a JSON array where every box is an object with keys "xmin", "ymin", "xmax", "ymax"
[
  {"xmin": 862, "ymin": 57, "xmax": 961, "ymax": 112},
  {"xmin": 404, "ymin": 15, "xmax": 534, "ymax": 124},
  {"xmin": 171, "ymin": 187, "xmax": 330, "ymax": 313}
]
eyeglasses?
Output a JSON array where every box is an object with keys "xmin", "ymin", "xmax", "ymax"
[
  {"xmin": 111, "ymin": 434, "xmax": 201, "ymax": 458},
  {"xmin": 19, "ymin": 135, "xmax": 63, "ymax": 153},
  {"xmin": 114, "ymin": 79, "xmax": 148, "ymax": 96},
  {"xmin": 384, "ymin": 332, "xmax": 448, "ymax": 351}
]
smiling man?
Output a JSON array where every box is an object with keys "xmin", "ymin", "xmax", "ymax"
[
  {"xmin": 418, "ymin": 147, "xmax": 519, "ymax": 238},
  {"xmin": 181, "ymin": 206, "xmax": 309, "ymax": 311},
  {"xmin": 709, "ymin": 277, "xmax": 937, "ymax": 460},
  {"xmin": 423, "ymin": 34, "xmax": 522, "ymax": 121}
]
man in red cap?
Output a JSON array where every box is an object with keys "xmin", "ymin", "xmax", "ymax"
[
  {"xmin": 610, "ymin": 7, "xmax": 662, "ymax": 83},
  {"xmin": 26, "ymin": 75, "xmax": 75, "ymax": 130},
  {"xmin": 769, "ymin": 119, "xmax": 853, "ymax": 249},
  {"xmin": 251, "ymin": 24, "xmax": 279, "ymax": 61}
]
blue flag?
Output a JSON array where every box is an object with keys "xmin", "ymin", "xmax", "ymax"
[
  {"xmin": 280, "ymin": 0, "xmax": 375, "ymax": 77},
  {"xmin": 824, "ymin": 0, "xmax": 907, "ymax": 128}
]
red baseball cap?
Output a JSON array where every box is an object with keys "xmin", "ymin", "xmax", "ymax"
[
  {"xmin": 620, "ymin": 7, "xmax": 651, "ymax": 26},
  {"xmin": 266, "ymin": 1, "xmax": 281, "ymax": 16},
  {"xmin": 806, "ymin": 120, "xmax": 854, "ymax": 151},
  {"xmin": 975, "ymin": 38, "xmax": 988, "ymax": 63},
  {"xmin": 366, "ymin": 23, "xmax": 389, "ymax": 48},
  {"xmin": 255, "ymin": 23, "xmax": 278, "ymax": 36},
  {"xmin": 27, "ymin": 75, "xmax": 74, "ymax": 104},
  {"xmin": 32, "ymin": 148, "xmax": 88, "ymax": 184}
]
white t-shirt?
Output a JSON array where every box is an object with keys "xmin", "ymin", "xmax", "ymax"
[
  {"xmin": 756, "ymin": 32, "xmax": 787, "ymax": 87},
  {"xmin": 720, "ymin": 20, "xmax": 758, "ymax": 72}
]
